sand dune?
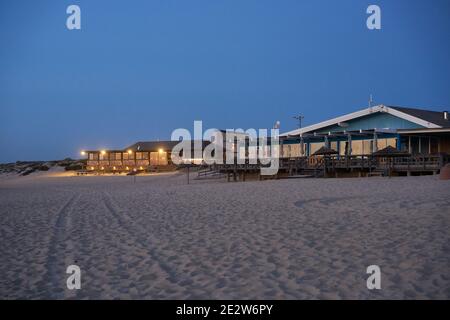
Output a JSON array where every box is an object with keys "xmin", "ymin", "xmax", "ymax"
[{"xmin": 0, "ymin": 172, "xmax": 449, "ymax": 299}]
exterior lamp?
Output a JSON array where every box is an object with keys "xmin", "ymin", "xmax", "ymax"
[
  {"xmin": 101, "ymin": 150, "xmax": 106, "ymax": 155},
  {"xmin": 127, "ymin": 150, "xmax": 132, "ymax": 154},
  {"xmin": 159, "ymin": 148, "xmax": 164, "ymax": 153},
  {"xmin": 81, "ymin": 151, "xmax": 86, "ymax": 156}
]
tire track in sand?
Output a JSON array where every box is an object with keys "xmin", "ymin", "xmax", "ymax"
[
  {"xmin": 42, "ymin": 194, "xmax": 79, "ymax": 299},
  {"xmin": 101, "ymin": 191, "xmax": 188, "ymax": 297}
]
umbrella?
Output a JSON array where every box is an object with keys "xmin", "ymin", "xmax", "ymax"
[
  {"xmin": 372, "ymin": 146, "xmax": 410, "ymax": 177},
  {"xmin": 372, "ymin": 146, "xmax": 410, "ymax": 157},
  {"xmin": 312, "ymin": 146, "xmax": 338, "ymax": 156}
]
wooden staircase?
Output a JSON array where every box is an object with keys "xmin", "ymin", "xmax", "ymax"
[
  {"xmin": 368, "ymin": 168, "xmax": 388, "ymax": 177},
  {"xmin": 195, "ymin": 167, "xmax": 226, "ymax": 180}
]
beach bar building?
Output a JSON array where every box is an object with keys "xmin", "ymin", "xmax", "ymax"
[
  {"xmin": 81, "ymin": 105, "xmax": 450, "ymax": 177},
  {"xmin": 84, "ymin": 140, "xmax": 208, "ymax": 172},
  {"xmin": 279, "ymin": 105, "xmax": 450, "ymax": 176},
  {"xmin": 281, "ymin": 105, "xmax": 450, "ymax": 156}
]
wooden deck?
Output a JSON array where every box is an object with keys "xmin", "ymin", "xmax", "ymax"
[{"xmin": 198, "ymin": 154, "xmax": 450, "ymax": 181}]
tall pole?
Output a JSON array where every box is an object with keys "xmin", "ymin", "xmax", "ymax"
[
  {"xmin": 293, "ymin": 115, "xmax": 304, "ymax": 159},
  {"xmin": 187, "ymin": 165, "xmax": 190, "ymax": 185},
  {"xmin": 293, "ymin": 115, "xmax": 304, "ymax": 129}
]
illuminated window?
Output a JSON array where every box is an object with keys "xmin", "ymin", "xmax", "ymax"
[
  {"xmin": 330, "ymin": 142, "xmax": 338, "ymax": 152},
  {"xmin": 135, "ymin": 152, "xmax": 149, "ymax": 160},
  {"xmin": 351, "ymin": 140, "xmax": 363, "ymax": 155}
]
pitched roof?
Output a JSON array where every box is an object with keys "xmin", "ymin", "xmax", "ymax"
[
  {"xmin": 388, "ymin": 106, "xmax": 450, "ymax": 128},
  {"xmin": 282, "ymin": 105, "xmax": 449, "ymax": 137},
  {"xmin": 125, "ymin": 141, "xmax": 178, "ymax": 152},
  {"xmin": 125, "ymin": 140, "xmax": 209, "ymax": 152}
]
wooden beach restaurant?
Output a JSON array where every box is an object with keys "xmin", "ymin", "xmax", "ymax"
[{"xmin": 80, "ymin": 105, "xmax": 450, "ymax": 178}]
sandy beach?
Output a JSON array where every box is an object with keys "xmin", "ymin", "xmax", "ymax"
[{"xmin": 0, "ymin": 171, "xmax": 449, "ymax": 299}]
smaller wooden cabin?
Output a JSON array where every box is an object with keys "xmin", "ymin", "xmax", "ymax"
[{"xmin": 84, "ymin": 140, "xmax": 208, "ymax": 172}]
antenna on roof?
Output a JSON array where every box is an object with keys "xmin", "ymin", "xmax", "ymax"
[
  {"xmin": 293, "ymin": 115, "xmax": 304, "ymax": 129},
  {"xmin": 273, "ymin": 121, "xmax": 280, "ymax": 129},
  {"xmin": 369, "ymin": 94, "xmax": 374, "ymax": 108}
]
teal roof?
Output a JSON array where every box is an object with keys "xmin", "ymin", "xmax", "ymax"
[{"xmin": 315, "ymin": 112, "xmax": 421, "ymax": 133}]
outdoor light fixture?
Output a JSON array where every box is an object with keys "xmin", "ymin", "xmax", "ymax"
[
  {"xmin": 101, "ymin": 167, "xmax": 104, "ymax": 170},
  {"xmin": 126, "ymin": 166, "xmax": 129, "ymax": 170},
  {"xmin": 90, "ymin": 167, "xmax": 94, "ymax": 170},
  {"xmin": 101, "ymin": 150, "xmax": 106, "ymax": 155},
  {"xmin": 80, "ymin": 151, "xmax": 86, "ymax": 156},
  {"xmin": 139, "ymin": 166, "xmax": 143, "ymax": 170},
  {"xmin": 159, "ymin": 148, "xmax": 164, "ymax": 153},
  {"xmin": 127, "ymin": 150, "xmax": 132, "ymax": 154},
  {"xmin": 113, "ymin": 166, "xmax": 116, "ymax": 170}
]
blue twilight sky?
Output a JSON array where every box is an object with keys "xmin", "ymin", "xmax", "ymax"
[{"xmin": 1, "ymin": 0, "xmax": 449, "ymax": 162}]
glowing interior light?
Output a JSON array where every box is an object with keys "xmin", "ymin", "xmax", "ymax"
[{"xmin": 101, "ymin": 167, "xmax": 104, "ymax": 170}]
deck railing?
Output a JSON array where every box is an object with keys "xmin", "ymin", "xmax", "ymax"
[
  {"xmin": 86, "ymin": 153, "xmax": 449, "ymax": 175},
  {"xmin": 212, "ymin": 154, "xmax": 448, "ymax": 175}
]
